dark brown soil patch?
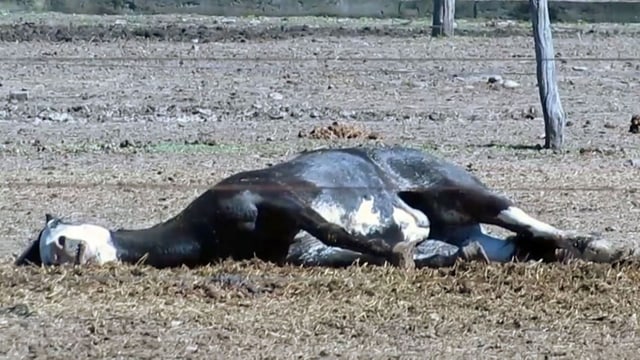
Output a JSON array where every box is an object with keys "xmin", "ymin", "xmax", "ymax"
[{"xmin": 298, "ymin": 121, "xmax": 381, "ymax": 140}]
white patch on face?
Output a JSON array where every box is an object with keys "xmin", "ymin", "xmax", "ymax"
[
  {"xmin": 497, "ymin": 206, "xmax": 562, "ymax": 239},
  {"xmin": 39, "ymin": 221, "xmax": 118, "ymax": 266},
  {"xmin": 580, "ymin": 238, "xmax": 617, "ymax": 263},
  {"xmin": 392, "ymin": 207, "xmax": 430, "ymax": 243}
]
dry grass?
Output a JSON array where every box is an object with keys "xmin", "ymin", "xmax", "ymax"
[{"xmin": 1, "ymin": 260, "xmax": 639, "ymax": 358}]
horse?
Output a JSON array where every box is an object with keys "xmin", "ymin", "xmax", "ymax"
[{"xmin": 14, "ymin": 145, "xmax": 606, "ymax": 269}]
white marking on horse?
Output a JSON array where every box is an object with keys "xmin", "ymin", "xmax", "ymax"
[
  {"xmin": 497, "ymin": 206, "xmax": 562, "ymax": 238},
  {"xmin": 298, "ymin": 196, "xmax": 429, "ymax": 254},
  {"xmin": 308, "ymin": 196, "xmax": 387, "ymax": 237},
  {"xmin": 39, "ymin": 221, "xmax": 118, "ymax": 265},
  {"xmin": 392, "ymin": 207, "xmax": 430, "ymax": 243},
  {"xmin": 295, "ymin": 196, "xmax": 389, "ymax": 256},
  {"xmin": 395, "ymin": 198, "xmax": 430, "ymax": 228},
  {"xmin": 291, "ymin": 200, "xmax": 345, "ymax": 258},
  {"xmin": 348, "ymin": 197, "xmax": 384, "ymax": 236}
]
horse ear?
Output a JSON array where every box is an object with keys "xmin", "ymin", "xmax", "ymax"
[{"xmin": 45, "ymin": 213, "xmax": 54, "ymax": 223}]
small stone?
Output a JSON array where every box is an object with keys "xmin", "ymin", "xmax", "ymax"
[
  {"xmin": 8, "ymin": 90, "xmax": 28, "ymax": 102},
  {"xmin": 428, "ymin": 112, "xmax": 446, "ymax": 122},
  {"xmin": 624, "ymin": 159, "xmax": 640, "ymax": 168},
  {"xmin": 269, "ymin": 92, "xmax": 283, "ymax": 101},
  {"xmin": 502, "ymin": 80, "xmax": 520, "ymax": 89},
  {"xmin": 604, "ymin": 122, "xmax": 616, "ymax": 129},
  {"xmin": 630, "ymin": 115, "xmax": 640, "ymax": 133},
  {"xmin": 267, "ymin": 110, "xmax": 285, "ymax": 120},
  {"xmin": 43, "ymin": 112, "xmax": 73, "ymax": 122},
  {"xmin": 339, "ymin": 110, "xmax": 356, "ymax": 118},
  {"xmin": 487, "ymin": 75, "xmax": 503, "ymax": 84},
  {"xmin": 318, "ymin": 350, "xmax": 330, "ymax": 357},
  {"xmin": 194, "ymin": 108, "xmax": 212, "ymax": 117},
  {"xmin": 523, "ymin": 106, "xmax": 537, "ymax": 119},
  {"xmin": 119, "ymin": 140, "xmax": 134, "ymax": 148},
  {"xmin": 288, "ymin": 109, "xmax": 301, "ymax": 118},
  {"xmin": 572, "ymin": 66, "xmax": 588, "ymax": 72},
  {"xmin": 367, "ymin": 132, "xmax": 381, "ymax": 140}
]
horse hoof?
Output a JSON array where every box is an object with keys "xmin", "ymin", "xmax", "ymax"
[
  {"xmin": 460, "ymin": 241, "xmax": 490, "ymax": 264},
  {"xmin": 391, "ymin": 240, "xmax": 418, "ymax": 270}
]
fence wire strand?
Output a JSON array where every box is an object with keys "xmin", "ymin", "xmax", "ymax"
[
  {"xmin": 0, "ymin": 56, "xmax": 638, "ymax": 195},
  {"xmin": 1, "ymin": 181, "xmax": 639, "ymax": 193},
  {"xmin": 0, "ymin": 56, "xmax": 639, "ymax": 63}
]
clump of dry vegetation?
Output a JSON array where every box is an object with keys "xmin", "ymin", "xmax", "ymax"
[{"xmin": 298, "ymin": 121, "xmax": 381, "ymax": 140}]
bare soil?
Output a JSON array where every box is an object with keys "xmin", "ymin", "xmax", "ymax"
[{"xmin": 1, "ymin": 14, "xmax": 640, "ymax": 359}]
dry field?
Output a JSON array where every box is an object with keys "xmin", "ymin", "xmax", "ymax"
[{"xmin": 0, "ymin": 13, "xmax": 640, "ymax": 359}]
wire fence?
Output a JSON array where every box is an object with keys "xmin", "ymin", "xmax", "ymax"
[
  {"xmin": 0, "ymin": 56, "xmax": 635, "ymax": 115},
  {"xmin": 1, "ymin": 181, "xmax": 639, "ymax": 192},
  {"xmin": 0, "ymin": 56, "xmax": 637, "ymax": 77},
  {"xmin": 1, "ymin": 56, "xmax": 639, "ymax": 194},
  {"xmin": 0, "ymin": 56, "xmax": 638, "ymax": 63}
]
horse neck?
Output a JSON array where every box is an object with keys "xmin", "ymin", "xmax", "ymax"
[{"xmin": 110, "ymin": 190, "xmax": 220, "ymax": 268}]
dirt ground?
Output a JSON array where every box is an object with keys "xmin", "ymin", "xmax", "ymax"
[{"xmin": 1, "ymin": 13, "xmax": 640, "ymax": 359}]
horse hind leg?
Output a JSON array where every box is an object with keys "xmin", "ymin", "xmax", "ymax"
[
  {"xmin": 257, "ymin": 194, "xmax": 418, "ymax": 269},
  {"xmin": 288, "ymin": 232, "xmax": 490, "ymax": 269},
  {"xmin": 394, "ymin": 197, "xmax": 430, "ymax": 228},
  {"xmin": 398, "ymin": 185, "xmax": 569, "ymax": 248},
  {"xmin": 286, "ymin": 233, "xmax": 387, "ymax": 268},
  {"xmin": 414, "ymin": 238, "xmax": 491, "ymax": 268}
]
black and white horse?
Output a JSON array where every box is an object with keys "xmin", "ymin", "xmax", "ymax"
[{"xmin": 14, "ymin": 146, "xmax": 606, "ymax": 269}]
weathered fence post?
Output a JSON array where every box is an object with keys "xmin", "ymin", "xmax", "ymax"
[
  {"xmin": 431, "ymin": 0, "xmax": 455, "ymax": 37},
  {"xmin": 530, "ymin": 0, "xmax": 566, "ymax": 149}
]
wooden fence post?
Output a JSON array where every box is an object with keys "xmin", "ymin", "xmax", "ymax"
[
  {"xmin": 431, "ymin": 0, "xmax": 455, "ymax": 37},
  {"xmin": 530, "ymin": 0, "xmax": 566, "ymax": 149}
]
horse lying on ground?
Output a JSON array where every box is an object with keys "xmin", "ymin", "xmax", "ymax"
[{"xmin": 14, "ymin": 145, "xmax": 618, "ymax": 270}]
